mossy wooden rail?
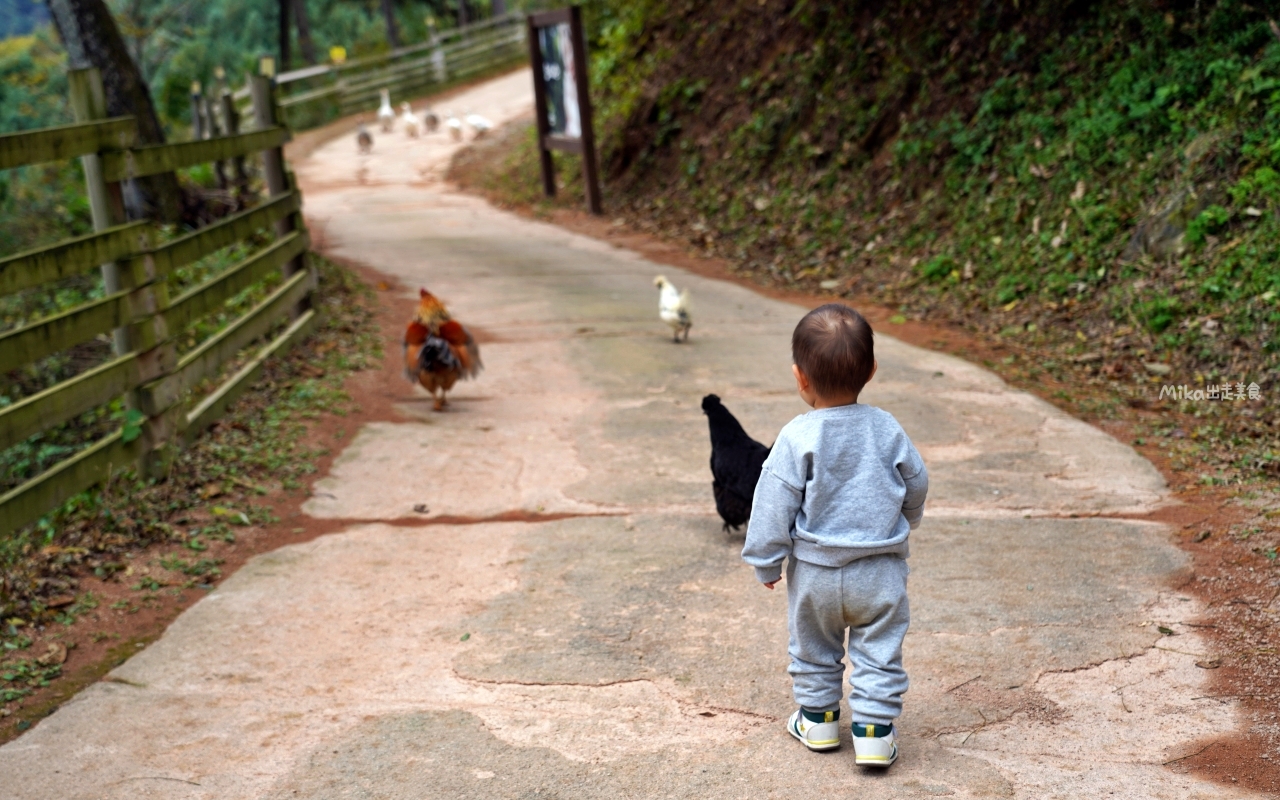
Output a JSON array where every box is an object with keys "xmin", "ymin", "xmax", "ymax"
[
  {"xmin": 0, "ymin": 67, "xmax": 317, "ymax": 539},
  {"xmin": 234, "ymin": 12, "xmax": 528, "ymax": 132}
]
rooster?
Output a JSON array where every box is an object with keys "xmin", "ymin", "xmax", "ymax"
[
  {"xmin": 403, "ymin": 289, "xmax": 483, "ymax": 411},
  {"xmin": 701, "ymin": 394, "xmax": 770, "ymax": 532},
  {"xmin": 654, "ymin": 275, "xmax": 691, "ymax": 342}
]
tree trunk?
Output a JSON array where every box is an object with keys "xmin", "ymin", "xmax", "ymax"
[
  {"xmin": 381, "ymin": 0, "xmax": 400, "ymax": 48},
  {"xmin": 292, "ymin": 0, "xmax": 317, "ymax": 65},
  {"xmin": 47, "ymin": 0, "xmax": 182, "ymax": 223},
  {"xmin": 457, "ymin": 0, "xmax": 468, "ymax": 27},
  {"xmin": 491, "ymin": 0, "xmax": 505, "ymax": 17},
  {"xmin": 277, "ymin": 0, "xmax": 291, "ymax": 72}
]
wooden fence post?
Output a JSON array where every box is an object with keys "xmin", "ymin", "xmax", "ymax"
[
  {"xmin": 68, "ymin": 67, "xmax": 179, "ymax": 477},
  {"xmin": 569, "ymin": 6, "xmax": 603, "ymax": 216},
  {"xmin": 68, "ymin": 68, "xmax": 131, "ymax": 353},
  {"xmin": 190, "ymin": 81, "xmax": 205, "ymax": 141},
  {"xmin": 250, "ymin": 68, "xmax": 311, "ymax": 317},
  {"xmin": 221, "ymin": 89, "xmax": 250, "ymax": 198},
  {"xmin": 526, "ymin": 15, "xmax": 556, "ymax": 199}
]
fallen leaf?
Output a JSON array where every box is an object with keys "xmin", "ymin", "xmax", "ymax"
[
  {"xmin": 889, "ymin": 314, "xmax": 907, "ymax": 324},
  {"xmin": 1001, "ymin": 300, "xmax": 1019, "ymax": 312},
  {"xmin": 1195, "ymin": 658, "xmax": 1221, "ymax": 669},
  {"xmin": 819, "ymin": 279, "xmax": 841, "ymax": 290},
  {"xmin": 1194, "ymin": 530, "xmax": 1212, "ymax": 542},
  {"xmin": 1157, "ymin": 626, "xmax": 1175, "ymax": 636},
  {"xmin": 698, "ymin": 711, "xmax": 717, "ymax": 717},
  {"xmin": 45, "ymin": 595, "xmax": 75, "ymax": 609},
  {"xmin": 376, "ymin": 281, "xmax": 391, "ymax": 291},
  {"xmin": 413, "ymin": 504, "xmax": 430, "ymax": 514},
  {"xmin": 36, "ymin": 642, "xmax": 67, "ymax": 666},
  {"xmin": 200, "ymin": 483, "xmax": 224, "ymax": 500},
  {"xmin": 1143, "ymin": 362, "xmax": 1172, "ymax": 376},
  {"xmin": 211, "ymin": 507, "xmax": 251, "ymax": 525},
  {"xmin": 460, "ymin": 632, "xmax": 471, "ymax": 641},
  {"xmin": 1071, "ymin": 180, "xmax": 1086, "ymax": 201},
  {"xmin": 1072, "ymin": 352, "xmax": 1103, "ymax": 364}
]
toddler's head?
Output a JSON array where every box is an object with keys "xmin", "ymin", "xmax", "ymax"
[{"xmin": 791, "ymin": 304, "xmax": 876, "ymax": 407}]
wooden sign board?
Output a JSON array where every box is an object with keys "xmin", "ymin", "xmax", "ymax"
[{"xmin": 526, "ymin": 6, "xmax": 602, "ymax": 215}]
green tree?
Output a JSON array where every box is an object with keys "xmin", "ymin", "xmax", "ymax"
[{"xmin": 47, "ymin": 0, "xmax": 182, "ymax": 222}]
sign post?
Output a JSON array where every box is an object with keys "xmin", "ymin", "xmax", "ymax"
[{"xmin": 526, "ymin": 6, "xmax": 602, "ymax": 215}]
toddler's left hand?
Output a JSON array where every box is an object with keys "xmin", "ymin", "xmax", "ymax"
[{"xmin": 763, "ymin": 579, "xmax": 779, "ymax": 590}]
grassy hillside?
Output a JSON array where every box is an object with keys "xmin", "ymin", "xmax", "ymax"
[{"xmin": 477, "ymin": 0, "xmax": 1280, "ymax": 484}]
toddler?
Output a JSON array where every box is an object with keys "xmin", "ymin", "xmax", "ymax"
[{"xmin": 743, "ymin": 304, "xmax": 928, "ymax": 766}]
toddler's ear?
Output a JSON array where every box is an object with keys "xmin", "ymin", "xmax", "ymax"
[{"xmin": 791, "ymin": 364, "xmax": 809, "ymax": 391}]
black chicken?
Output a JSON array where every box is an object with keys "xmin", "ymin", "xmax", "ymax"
[{"xmin": 701, "ymin": 394, "xmax": 771, "ymax": 532}]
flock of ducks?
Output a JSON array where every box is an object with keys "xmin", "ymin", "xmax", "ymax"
[{"xmin": 356, "ymin": 88, "xmax": 492, "ymax": 153}]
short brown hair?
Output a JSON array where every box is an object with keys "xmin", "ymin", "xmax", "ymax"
[{"xmin": 792, "ymin": 304, "xmax": 875, "ymax": 398}]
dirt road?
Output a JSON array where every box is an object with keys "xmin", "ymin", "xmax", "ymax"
[{"xmin": 0, "ymin": 68, "xmax": 1258, "ymax": 800}]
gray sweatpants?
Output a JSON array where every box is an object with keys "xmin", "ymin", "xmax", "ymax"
[{"xmin": 786, "ymin": 554, "xmax": 909, "ymax": 726}]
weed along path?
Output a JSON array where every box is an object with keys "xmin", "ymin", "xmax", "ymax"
[{"xmin": 0, "ymin": 73, "xmax": 1260, "ymax": 800}]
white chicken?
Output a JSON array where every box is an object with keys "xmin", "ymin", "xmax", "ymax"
[
  {"xmin": 401, "ymin": 102, "xmax": 422, "ymax": 138},
  {"xmin": 445, "ymin": 111, "xmax": 463, "ymax": 142},
  {"xmin": 465, "ymin": 112, "xmax": 493, "ymax": 139},
  {"xmin": 377, "ymin": 88, "xmax": 395, "ymax": 133},
  {"xmin": 654, "ymin": 275, "xmax": 692, "ymax": 343}
]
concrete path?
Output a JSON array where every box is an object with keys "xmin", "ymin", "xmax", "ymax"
[{"xmin": 0, "ymin": 70, "xmax": 1257, "ymax": 800}]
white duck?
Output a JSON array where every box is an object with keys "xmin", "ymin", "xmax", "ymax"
[
  {"xmin": 445, "ymin": 111, "xmax": 463, "ymax": 142},
  {"xmin": 377, "ymin": 88, "xmax": 395, "ymax": 133},
  {"xmin": 465, "ymin": 111, "xmax": 493, "ymax": 139},
  {"xmin": 422, "ymin": 106, "xmax": 440, "ymax": 133},
  {"xmin": 401, "ymin": 102, "xmax": 422, "ymax": 138},
  {"xmin": 654, "ymin": 275, "xmax": 692, "ymax": 343}
]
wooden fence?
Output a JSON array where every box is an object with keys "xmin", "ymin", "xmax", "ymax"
[
  {"xmin": 235, "ymin": 13, "xmax": 528, "ymax": 132},
  {"xmin": 0, "ymin": 67, "xmax": 314, "ymax": 539}
]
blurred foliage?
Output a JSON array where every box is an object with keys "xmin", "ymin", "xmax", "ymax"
[
  {"xmin": 0, "ymin": 32, "xmax": 88, "ymax": 256},
  {"xmin": 0, "ymin": 0, "xmax": 48, "ymax": 39}
]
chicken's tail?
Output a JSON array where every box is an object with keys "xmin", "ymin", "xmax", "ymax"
[
  {"xmin": 439, "ymin": 320, "xmax": 483, "ymax": 379},
  {"xmin": 404, "ymin": 320, "xmax": 428, "ymax": 383}
]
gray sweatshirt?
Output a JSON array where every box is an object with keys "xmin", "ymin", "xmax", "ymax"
[{"xmin": 742, "ymin": 403, "xmax": 928, "ymax": 584}]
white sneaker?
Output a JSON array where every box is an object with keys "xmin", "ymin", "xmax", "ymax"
[
  {"xmin": 852, "ymin": 722, "xmax": 898, "ymax": 766},
  {"xmin": 787, "ymin": 709, "xmax": 841, "ymax": 751}
]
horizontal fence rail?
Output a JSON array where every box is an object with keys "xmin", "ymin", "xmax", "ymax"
[
  {"xmin": 0, "ymin": 117, "xmax": 137, "ymax": 171},
  {"xmin": 101, "ymin": 126, "xmax": 290, "ymax": 182},
  {"xmin": 0, "ymin": 429, "xmax": 141, "ymax": 542},
  {"xmin": 0, "ymin": 221, "xmax": 151, "ymax": 297},
  {"xmin": 0, "ymin": 67, "xmax": 317, "ymax": 539},
  {"xmin": 240, "ymin": 13, "xmax": 528, "ymax": 132}
]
